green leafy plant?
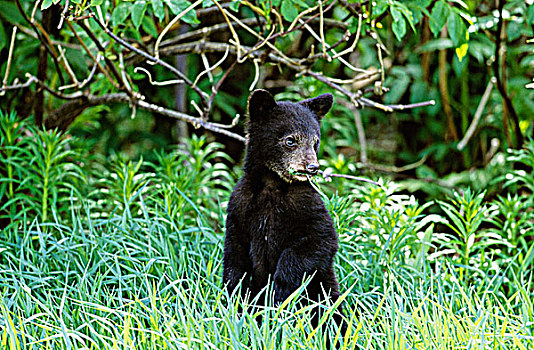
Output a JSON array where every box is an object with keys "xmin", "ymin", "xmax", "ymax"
[
  {"xmin": 0, "ymin": 110, "xmax": 32, "ymax": 227},
  {"xmin": 487, "ymin": 194, "xmax": 534, "ymax": 274},
  {"xmin": 28, "ymin": 128, "xmax": 86, "ymax": 222},
  {"xmin": 438, "ymin": 189, "xmax": 493, "ymax": 282},
  {"xmin": 503, "ymin": 138, "xmax": 534, "ymax": 191}
]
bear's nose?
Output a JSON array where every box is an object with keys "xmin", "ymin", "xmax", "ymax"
[{"xmin": 306, "ymin": 163, "xmax": 319, "ymax": 174}]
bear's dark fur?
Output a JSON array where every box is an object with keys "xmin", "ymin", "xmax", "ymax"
[{"xmin": 223, "ymin": 89, "xmax": 345, "ymax": 332}]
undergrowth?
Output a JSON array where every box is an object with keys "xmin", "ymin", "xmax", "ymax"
[{"xmin": 0, "ymin": 110, "xmax": 533, "ymax": 349}]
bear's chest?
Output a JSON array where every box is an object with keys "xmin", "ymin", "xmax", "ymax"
[{"xmin": 245, "ymin": 185, "xmax": 312, "ymax": 280}]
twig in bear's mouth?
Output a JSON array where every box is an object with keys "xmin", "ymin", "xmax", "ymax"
[
  {"xmin": 290, "ymin": 168, "xmax": 379, "ymax": 185},
  {"xmin": 317, "ymin": 170, "xmax": 380, "ymax": 185},
  {"xmin": 288, "ymin": 169, "xmax": 312, "ymax": 177}
]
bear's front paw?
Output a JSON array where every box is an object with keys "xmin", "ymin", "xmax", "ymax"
[
  {"xmin": 274, "ymin": 284, "xmax": 291, "ymax": 305},
  {"xmin": 273, "ymin": 275, "xmax": 298, "ymax": 305}
]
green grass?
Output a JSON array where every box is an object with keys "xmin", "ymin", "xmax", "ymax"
[
  {"xmin": 2, "ymin": 205, "xmax": 532, "ymax": 349},
  {"xmin": 1, "ymin": 111, "xmax": 533, "ymax": 349}
]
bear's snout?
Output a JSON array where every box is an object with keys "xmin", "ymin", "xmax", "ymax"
[
  {"xmin": 306, "ymin": 162, "xmax": 319, "ymax": 174},
  {"xmin": 303, "ymin": 148, "xmax": 319, "ymax": 174}
]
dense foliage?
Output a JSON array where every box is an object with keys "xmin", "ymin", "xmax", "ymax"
[{"xmin": 1, "ymin": 111, "xmax": 533, "ymax": 348}]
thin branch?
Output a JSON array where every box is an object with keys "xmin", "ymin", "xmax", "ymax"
[
  {"xmin": 220, "ymin": 7, "xmax": 299, "ymax": 66},
  {"xmin": 0, "ymin": 27, "xmax": 17, "ymax": 97},
  {"xmin": 302, "ymin": 70, "xmax": 390, "ymax": 110},
  {"xmin": 249, "ymin": 59, "xmax": 261, "ymax": 91},
  {"xmin": 298, "ymin": 17, "xmax": 365, "ymax": 73},
  {"xmin": 66, "ymin": 20, "xmax": 120, "ymax": 89},
  {"xmin": 138, "ymin": 97, "xmax": 246, "ymax": 142},
  {"xmin": 12, "ymin": 22, "xmax": 81, "ymax": 49},
  {"xmin": 376, "ymin": 43, "xmax": 385, "ymax": 95},
  {"xmin": 318, "ymin": 0, "xmax": 329, "ymax": 61},
  {"xmin": 457, "ymin": 78, "xmax": 495, "ymax": 151},
  {"xmin": 287, "ymin": 4, "xmax": 319, "ymax": 32},
  {"xmin": 326, "ymin": 71, "xmax": 378, "ymax": 85},
  {"xmin": 0, "ymin": 75, "xmax": 37, "ymax": 93},
  {"xmin": 212, "ymin": 0, "xmax": 245, "ymax": 63},
  {"xmin": 196, "ymin": 2, "xmax": 233, "ymax": 17},
  {"xmin": 384, "ymin": 100, "xmax": 436, "ymax": 110},
  {"xmin": 365, "ymin": 155, "xmax": 429, "ymax": 174},
  {"xmin": 484, "ymin": 137, "xmax": 500, "ymax": 164},
  {"xmin": 193, "ymin": 46, "xmax": 230, "ymax": 88},
  {"xmin": 57, "ymin": 44, "xmax": 79, "ymax": 87},
  {"xmin": 118, "ymin": 51, "xmax": 134, "ymax": 95},
  {"xmin": 89, "ymin": 12, "xmax": 210, "ymax": 106},
  {"xmin": 75, "ymin": 56, "xmax": 100, "ymax": 89},
  {"xmin": 353, "ymin": 106, "xmax": 368, "ymax": 164},
  {"xmin": 332, "ymin": 14, "xmax": 362, "ymax": 59},
  {"xmin": 15, "ymin": 0, "xmax": 65, "ymax": 86},
  {"xmin": 160, "ymin": 18, "xmax": 264, "ymax": 48},
  {"xmin": 134, "ymin": 67, "xmax": 184, "ymax": 86},
  {"xmin": 57, "ymin": 0, "xmax": 69, "ymax": 30},
  {"xmin": 318, "ymin": 170, "xmax": 380, "ymax": 185},
  {"xmin": 154, "ymin": 0, "xmax": 203, "ymax": 60},
  {"xmin": 30, "ymin": 0, "xmax": 41, "ymax": 22},
  {"xmin": 40, "ymin": 89, "xmax": 246, "ymax": 141},
  {"xmin": 77, "ymin": 20, "xmax": 128, "ymax": 92},
  {"xmin": 30, "ymin": 74, "xmax": 84, "ymax": 100},
  {"xmin": 205, "ymin": 60, "xmax": 239, "ymax": 121},
  {"xmin": 161, "ymin": 40, "xmax": 435, "ymax": 116}
]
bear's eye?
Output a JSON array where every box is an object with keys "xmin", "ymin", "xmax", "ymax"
[{"xmin": 285, "ymin": 137, "xmax": 297, "ymax": 147}]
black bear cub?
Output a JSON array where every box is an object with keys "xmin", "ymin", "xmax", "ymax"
[{"xmin": 223, "ymin": 89, "xmax": 345, "ymax": 331}]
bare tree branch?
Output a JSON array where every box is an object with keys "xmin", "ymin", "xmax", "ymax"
[
  {"xmin": 42, "ymin": 91, "xmax": 246, "ymax": 142},
  {"xmin": 457, "ymin": 78, "xmax": 495, "ymax": 151}
]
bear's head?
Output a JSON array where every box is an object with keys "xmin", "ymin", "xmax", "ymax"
[{"xmin": 245, "ymin": 89, "xmax": 333, "ymax": 183}]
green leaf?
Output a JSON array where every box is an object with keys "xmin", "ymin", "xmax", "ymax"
[
  {"xmin": 384, "ymin": 67, "xmax": 410, "ymax": 104},
  {"xmin": 391, "ymin": 7, "xmax": 407, "ymax": 41},
  {"xmin": 0, "ymin": 23, "xmax": 6, "ymax": 52},
  {"xmin": 229, "ymin": 1, "xmax": 240, "ymax": 12},
  {"xmin": 165, "ymin": 0, "xmax": 186, "ymax": 13},
  {"xmin": 142, "ymin": 15, "xmax": 159, "ymax": 37},
  {"xmin": 111, "ymin": 3, "xmax": 132, "ymax": 28},
  {"xmin": 416, "ymin": 165, "xmax": 438, "ymax": 179},
  {"xmin": 429, "ymin": 1, "xmax": 450, "ymax": 37},
  {"xmin": 152, "ymin": 0, "xmax": 165, "ymax": 20},
  {"xmin": 165, "ymin": 0, "xmax": 200, "ymax": 25},
  {"xmin": 0, "ymin": 2, "xmax": 25, "ymax": 23},
  {"xmin": 416, "ymin": 38, "xmax": 454, "ymax": 53},
  {"xmin": 280, "ymin": 0, "xmax": 298, "ymax": 21},
  {"xmin": 132, "ymin": 1, "xmax": 147, "ymax": 29},
  {"xmin": 41, "ymin": 0, "xmax": 54, "ymax": 10},
  {"xmin": 372, "ymin": 4, "xmax": 388, "ymax": 17},
  {"xmin": 447, "ymin": 11, "xmax": 467, "ymax": 47},
  {"xmin": 91, "ymin": 0, "xmax": 104, "ymax": 5},
  {"xmin": 528, "ymin": 4, "xmax": 534, "ymax": 27}
]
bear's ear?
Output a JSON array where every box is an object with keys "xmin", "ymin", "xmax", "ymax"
[
  {"xmin": 248, "ymin": 89, "xmax": 276, "ymax": 121},
  {"xmin": 299, "ymin": 93, "xmax": 333, "ymax": 120}
]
